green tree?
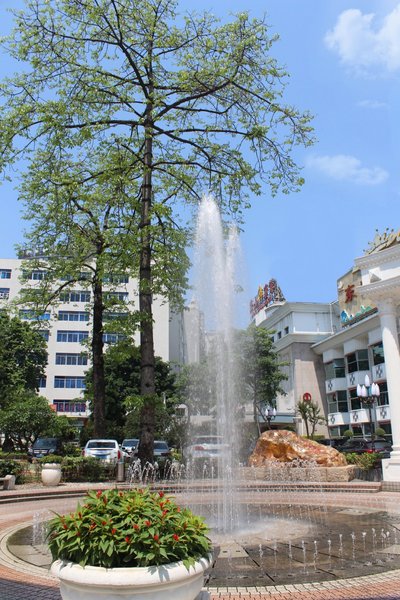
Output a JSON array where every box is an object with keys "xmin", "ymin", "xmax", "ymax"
[
  {"xmin": 0, "ymin": 390, "xmax": 58, "ymax": 451},
  {"xmin": 17, "ymin": 144, "xmax": 188, "ymax": 439},
  {"xmin": 296, "ymin": 399, "xmax": 325, "ymax": 439},
  {"xmin": 237, "ymin": 324, "xmax": 288, "ymax": 434},
  {"xmin": 84, "ymin": 340, "xmax": 179, "ymax": 442},
  {"xmin": 0, "ymin": 0, "xmax": 314, "ymax": 461},
  {"xmin": 0, "ymin": 313, "xmax": 47, "ymax": 407}
]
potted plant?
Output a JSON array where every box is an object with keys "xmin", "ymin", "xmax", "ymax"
[
  {"xmin": 39, "ymin": 455, "xmax": 63, "ymax": 486},
  {"xmin": 48, "ymin": 487, "xmax": 212, "ymax": 600}
]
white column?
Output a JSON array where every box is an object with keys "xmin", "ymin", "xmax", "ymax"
[{"xmin": 379, "ymin": 298, "xmax": 400, "ymax": 480}]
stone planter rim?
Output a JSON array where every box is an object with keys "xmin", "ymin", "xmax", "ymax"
[{"xmin": 51, "ymin": 554, "xmax": 212, "ymax": 587}]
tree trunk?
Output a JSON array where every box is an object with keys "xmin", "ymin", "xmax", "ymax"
[
  {"xmin": 92, "ymin": 277, "xmax": 106, "ymax": 437},
  {"xmin": 138, "ymin": 80, "xmax": 156, "ymax": 463}
]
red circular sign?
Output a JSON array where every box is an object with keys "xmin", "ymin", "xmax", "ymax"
[{"xmin": 302, "ymin": 392, "xmax": 312, "ymax": 402}]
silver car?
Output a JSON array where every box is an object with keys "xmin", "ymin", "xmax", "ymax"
[
  {"xmin": 185, "ymin": 435, "xmax": 229, "ymax": 461},
  {"xmin": 82, "ymin": 439, "xmax": 121, "ymax": 462}
]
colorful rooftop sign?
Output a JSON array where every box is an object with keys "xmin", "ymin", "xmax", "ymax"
[{"xmin": 250, "ymin": 279, "xmax": 285, "ymax": 318}]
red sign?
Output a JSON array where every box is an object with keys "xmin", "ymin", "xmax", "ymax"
[{"xmin": 302, "ymin": 392, "xmax": 312, "ymax": 402}]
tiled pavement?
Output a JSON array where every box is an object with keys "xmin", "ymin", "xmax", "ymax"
[{"xmin": 1, "ymin": 484, "xmax": 400, "ymax": 599}]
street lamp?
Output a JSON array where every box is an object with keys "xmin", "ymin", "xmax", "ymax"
[
  {"xmin": 264, "ymin": 405, "xmax": 277, "ymax": 430},
  {"xmin": 356, "ymin": 374, "xmax": 380, "ymax": 449}
]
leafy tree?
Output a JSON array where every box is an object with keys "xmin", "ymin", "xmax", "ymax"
[
  {"xmin": 237, "ymin": 324, "xmax": 288, "ymax": 434},
  {"xmin": 176, "ymin": 359, "xmax": 217, "ymax": 420},
  {"xmin": 17, "ymin": 144, "xmax": 188, "ymax": 439},
  {"xmin": 0, "ymin": 313, "xmax": 47, "ymax": 407},
  {"xmin": 0, "ymin": 390, "xmax": 58, "ymax": 451},
  {"xmin": 296, "ymin": 399, "xmax": 325, "ymax": 439},
  {"xmin": 84, "ymin": 341, "xmax": 179, "ymax": 442},
  {"xmin": 0, "ymin": 0, "xmax": 314, "ymax": 461}
]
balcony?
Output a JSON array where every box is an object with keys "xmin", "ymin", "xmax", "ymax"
[
  {"xmin": 328, "ymin": 412, "xmax": 350, "ymax": 427},
  {"xmin": 52, "ymin": 402, "xmax": 89, "ymax": 418},
  {"xmin": 325, "ymin": 378, "xmax": 347, "ymax": 394}
]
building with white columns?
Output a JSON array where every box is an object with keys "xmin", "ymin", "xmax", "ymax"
[{"xmin": 313, "ymin": 229, "xmax": 400, "ymax": 481}]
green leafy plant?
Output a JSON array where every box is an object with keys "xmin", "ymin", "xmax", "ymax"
[
  {"xmin": 0, "ymin": 459, "xmax": 25, "ymax": 483},
  {"xmin": 343, "ymin": 452, "xmax": 383, "ymax": 470},
  {"xmin": 48, "ymin": 488, "xmax": 212, "ymax": 569},
  {"xmin": 39, "ymin": 455, "xmax": 63, "ymax": 464},
  {"xmin": 60, "ymin": 456, "xmax": 113, "ymax": 482}
]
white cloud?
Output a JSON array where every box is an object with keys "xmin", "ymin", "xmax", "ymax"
[
  {"xmin": 325, "ymin": 5, "xmax": 400, "ymax": 72},
  {"xmin": 306, "ymin": 154, "xmax": 388, "ymax": 185},
  {"xmin": 357, "ymin": 99, "xmax": 388, "ymax": 109}
]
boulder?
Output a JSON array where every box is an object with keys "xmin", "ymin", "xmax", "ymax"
[{"xmin": 248, "ymin": 430, "xmax": 347, "ymax": 468}]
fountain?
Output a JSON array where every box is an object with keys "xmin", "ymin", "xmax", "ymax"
[
  {"xmin": 4, "ymin": 196, "xmax": 400, "ymax": 594},
  {"xmin": 190, "ymin": 194, "xmax": 243, "ymax": 533}
]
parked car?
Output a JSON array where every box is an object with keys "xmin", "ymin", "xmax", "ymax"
[
  {"xmin": 317, "ymin": 438, "xmax": 347, "ymax": 449},
  {"xmin": 82, "ymin": 439, "xmax": 121, "ymax": 462},
  {"xmin": 184, "ymin": 435, "xmax": 229, "ymax": 462},
  {"xmin": 133, "ymin": 440, "xmax": 171, "ymax": 463},
  {"xmin": 340, "ymin": 437, "xmax": 392, "ymax": 458},
  {"xmin": 121, "ymin": 438, "xmax": 139, "ymax": 455},
  {"xmin": 28, "ymin": 437, "xmax": 64, "ymax": 461}
]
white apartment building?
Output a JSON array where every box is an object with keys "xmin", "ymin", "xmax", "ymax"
[{"xmin": 0, "ymin": 257, "xmax": 196, "ymax": 428}]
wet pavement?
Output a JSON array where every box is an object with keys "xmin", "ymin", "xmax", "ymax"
[{"xmin": 2, "ymin": 482, "xmax": 400, "ymax": 599}]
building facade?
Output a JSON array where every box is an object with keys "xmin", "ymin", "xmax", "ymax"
[
  {"xmin": 0, "ymin": 258, "xmax": 198, "ymax": 427},
  {"xmin": 251, "ymin": 280, "xmax": 340, "ymax": 434},
  {"xmin": 313, "ymin": 230, "xmax": 400, "ymax": 481}
]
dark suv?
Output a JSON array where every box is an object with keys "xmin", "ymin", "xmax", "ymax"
[
  {"xmin": 28, "ymin": 437, "xmax": 64, "ymax": 460},
  {"xmin": 340, "ymin": 437, "xmax": 392, "ymax": 458}
]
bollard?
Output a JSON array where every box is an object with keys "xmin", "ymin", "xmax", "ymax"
[{"xmin": 116, "ymin": 459, "xmax": 125, "ymax": 482}]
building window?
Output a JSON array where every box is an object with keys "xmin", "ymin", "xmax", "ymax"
[
  {"xmin": 0, "ymin": 288, "xmax": 10, "ymax": 299},
  {"xmin": 103, "ymin": 312, "xmax": 129, "ymax": 321},
  {"xmin": 55, "ymin": 353, "xmax": 88, "ymax": 366},
  {"xmin": 57, "ymin": 330, "xmax": 89, "ymax": 343},
  {"xmin": 284, "ymin": 326, "xmax": 289, "ymax": 335},
  {"xmin": 277, "ymin": 331, "xmax": 282, "ymax": 339},
  {"xmin": 38, "ymin": 376, "xmax": 47, "ymax": 388},
  {"xmin": 54, "ymin": 400, "xmax": 87, "ymax": 413},
  {"xmin": 54, "ymin": 376, "xmax": 86, "ymax": 389},
  {"xmin": 327, "ymin": 390, "xmax": 348, "ymax": 413},
  {"xmin": 19, "ymin": 310, "xmax": 51, "ymax": 321},
  {"xmin": 377, "ymin": 381, "xmax": 389, "ymax": 406},
  {"xmin": 39, "ymin": 330, "xmax": 50, "ymax": 341},
  {"xmin": 103, "ymin": 333, "xmax": 126, "ymax": 344},
  {"xmin": 104, "ymin": 291, "xmax": 129, "ymax": 302},
  {"xmin": 103, "ymin": 274, "xmax": 129, "ymax": 284},
  {"xmin": 59, "ymin": 290, "xmax": 91, "ymax": 303},
  {"xmin": 371, "ymin": 342, "xmax": 385, "ymax": 366},
  {"xmin": 349, "ymin": 388, "xmax": 362, "ymax": 410},
  {"xmin": 346, "ymin": 349, "xmax": 369, "ymax": 373},
  {"xmin": 0, "ymin": 269, "xmax": 11, "ymax": 279},
  {"xmin": 324, "ymin": 359, "xmax": 345, "ymax": 379},
  {"xmin": 58, "ymin": 311, "xmax": 89, "ymax": 322}
]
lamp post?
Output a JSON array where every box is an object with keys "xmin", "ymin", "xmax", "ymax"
[
  {"xmin": 264, "ymin": 405, "xmax": 277, "ymax": 430},
  {"xmin": 356, "ymin": 375, "xmax": 380, "ymax": 450}
]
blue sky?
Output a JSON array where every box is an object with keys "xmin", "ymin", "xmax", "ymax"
[{"xmin": 0, "ymin": 0, "xmax": 399, "ymax": 318}]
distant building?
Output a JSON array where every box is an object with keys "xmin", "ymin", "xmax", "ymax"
[{"xmin": 0, "ymin": 258, "xmax": 202, "ymax": 428}]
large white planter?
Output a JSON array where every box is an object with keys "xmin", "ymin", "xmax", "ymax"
[
  {"xmin": 51, "ymin": 554, "xmax": 212, "ymax": 600},
  {"xmin": 41, "ymin": 463, "xmax": 62, "ymax": 486}
]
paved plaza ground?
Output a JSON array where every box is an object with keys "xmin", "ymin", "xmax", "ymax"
[{"xmin": 1, "ymin": 482, "xmax": 400, "ymax": 599}]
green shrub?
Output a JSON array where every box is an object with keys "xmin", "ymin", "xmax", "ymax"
[
  {"xmin": 375, "ymin": 427, "xmax": 387, "ymax": 438},
  {"xmin": 61, "ymin": 456, "xmax": 115, "ymax": 482},
  {"xmin": 38, "ymin": 454, "xmax": 63, "ymax": 464},
  {"xmin": 48, "ymin": 488, "xmax": 211, "ymax": 568},
  {"xmin": 0, "ymin": 459, "xmax": 26, "ymax": 483},
  {"xmin": 343, "ymin": 452, "xmax": 383, "ymax": 470},
  {"xmin": 343, "ymin": 429, "xmax": 353, "ymax": 438}
]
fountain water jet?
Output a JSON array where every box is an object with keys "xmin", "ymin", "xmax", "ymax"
[{"xmin": 191, "ymin": 194, "xmax": 243, "ymax": 533}]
